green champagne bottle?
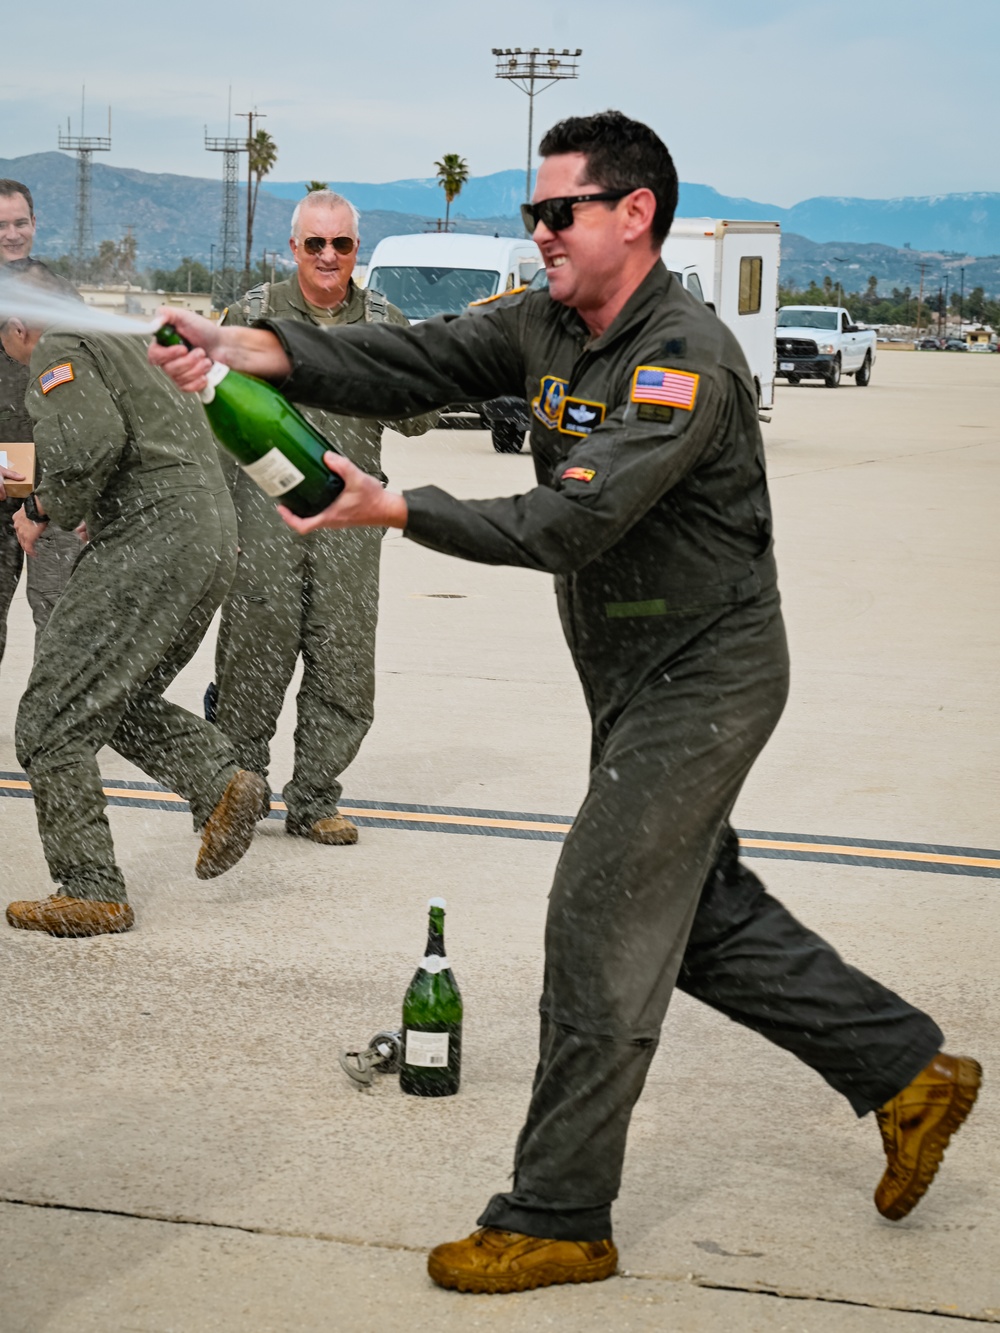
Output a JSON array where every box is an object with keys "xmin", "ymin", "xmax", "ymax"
[
  {"xmin": 400, "ymin": 897, "xmax": 463, "ymax": 1097},
  {"xmin": 154, "ymin": 323, "xmax": 344, "ymax": 517}
]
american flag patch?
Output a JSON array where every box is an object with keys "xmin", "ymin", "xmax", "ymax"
[
  {"xmin": 39, "ymin": 362, "xmax": 75, "ymax": 394},
  {"xmin": 631, "ymin": 365, "xmax": 699, "ymax": 411}
]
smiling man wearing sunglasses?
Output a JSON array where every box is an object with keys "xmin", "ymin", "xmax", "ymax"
[
  {"xmin": 211, "ymin": 189, "xmax": 437, "ymax": 848},
  {"xmin": 150, "ymin": 111, "xmax": 975, "ymax": 1296}
]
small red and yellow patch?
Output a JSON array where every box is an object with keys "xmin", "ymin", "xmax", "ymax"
[{"xmin": 562, "ymin": 466, "xmax": 596, "ymax": 483}]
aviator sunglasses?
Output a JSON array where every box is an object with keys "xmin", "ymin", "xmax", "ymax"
[
  {"xmin": 301, "ymin": 235, "xmax": 357, "ymax": 256},
  {"xmin": 520, "ymin": 189, "xmax": 636, "ymax": 234}
]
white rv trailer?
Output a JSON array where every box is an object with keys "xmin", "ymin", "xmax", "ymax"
[{"xmin": 663, "ymin": 218, "xmax": 781, "ymax": 411}]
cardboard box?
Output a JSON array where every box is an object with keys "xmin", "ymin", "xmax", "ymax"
[{"xmin": 0, "ymin": 442, "xmax": 36, "ymax": 499}]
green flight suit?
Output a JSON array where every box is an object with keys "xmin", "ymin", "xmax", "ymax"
[
  {"xmin": 16, "ymin": 329, "xmax": 243, "ymax": 904},
  {"xmin": 217, "ymin": 274, "xmax": 435, "ymax": 828},
  {"xmin": 1, "ymin": 346, "xmax": 81, "ymax": 665},
  {"xmin": 261, "ymin": 264, "xmax": 942, "ymax": 1239}
]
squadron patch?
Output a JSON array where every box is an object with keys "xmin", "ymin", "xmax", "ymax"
[
  {"xmin": 561, "ymin": 466, "xmax": 596, "ymax": 483},
  {"xmin": 631, "ymin": 365, "xmax": 699, "ymax": 411},
  {"xmin": 531, "ymin": 374, "xmax": 568, "ymax": 429},
  {"xmin": 39, "ymin": 362, "xmax": 75, "ymax": 394},
  {"xmin": 558, "ymin": 396, "xmax": 606, "ymax": 438}
]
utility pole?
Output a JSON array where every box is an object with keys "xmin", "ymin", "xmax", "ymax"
[
  {"xmin": 492, "ymin": 48, "xmax": 582, "ymax": 209},
  {"xmin": 237, "ymin": 108, "xmax": 266, "ymax": 280},
  {"xmin": 959, "ymin": 265, "xmax": 965, "ymax": 331},
  {"xmin": 58, "ymin": 87, "xmax": 111, "ymax": 279},
  {"xmin": 914, "ymin": 260, "xmax": 931, "ymax": 337}
]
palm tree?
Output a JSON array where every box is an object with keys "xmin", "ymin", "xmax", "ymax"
[
  {"xmin": 245, "ymin": 129, "xmax": 278, "ymax": 273},
  {"xmin": 305, "ymin": 180, "xmax": 328, "ymax": 194},
  {"xmin": 434, "ymin": 154, "xmax": 469, "ymax": 233}
]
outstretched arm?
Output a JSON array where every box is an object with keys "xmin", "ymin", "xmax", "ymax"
[{"xmin": 146, "ymin": 308, "xmax": 292, "ymax": 392}]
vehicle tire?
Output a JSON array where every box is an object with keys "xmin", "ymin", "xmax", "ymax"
[
  {"xmin": 786, "ymin": 374, "xmax": 800, "ymax": 385},
  {"xmin": 824, "ymin": 356, "xmax": 842, "ymax": 388},
  {"xmin": 855, "ymin": 354, "xmax": 872, "ymax": 387},
  {"xmin": 492, "ymin": 422, "xmax": 525, "ymax": 453}
]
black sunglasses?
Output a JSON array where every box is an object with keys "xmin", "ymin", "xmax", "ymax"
[
  {"xmin": 520, "ymin": 189, "xmax": 636, "ymax": 234},
  {"xmin": 302, "ymin": 235, "xmax": 357, "ymax": 256}
]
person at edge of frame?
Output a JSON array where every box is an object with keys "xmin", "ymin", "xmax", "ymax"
[
  {"xmin": 0, "ymin": 180, "xmax": 86, "ymax": 669},
  {"xmin": 148, "ymin": 111, "xmax": 982, "ymax": 1295},
  {"xmin": 204, "ymin": 189, "xmax": 437, "ymax": 845},
  {"xmin": 1, "ymin": 262, "xmax": 268, "ymax": 939}
]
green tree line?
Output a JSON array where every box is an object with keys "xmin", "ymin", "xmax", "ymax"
[{"xmin": 779, "ymin": 273, "xmax": 999, "ymax": 327}]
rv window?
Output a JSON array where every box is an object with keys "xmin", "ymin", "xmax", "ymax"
[
  {"xmin": 366, "ymin": 266, "xmax": 499, "ymax": 320},
  {"xmin": 738, "ymin": 257, "xmax": 762, "ymax": 315},
  {"xmin": 686, "ymin": 272, "xmax": 705, "ymax": 302}
]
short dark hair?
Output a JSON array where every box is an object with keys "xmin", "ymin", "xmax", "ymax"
[
  {"xmin": 538, "ymin": 110, "xmax": 678, "ymax": 246},
  {"xmin": 0, "ymin": 179, "xmax": 34, "ymax": 216}
]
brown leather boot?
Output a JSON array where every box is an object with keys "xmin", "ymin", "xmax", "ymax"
[
  {"xmin": 6, "ymin": 894, "xmax": 134, "ymax": 938},
  {"xmin": 874, "ymin": 1052, "xmax": 982, "ymax": 1220},
  {"xmin": 286, "ymin": 812, "xmax": 358, "ymax": 846},
  {"xmin": 196, "ymin": 770, "xmax": 268, "ymax": 879},
  {"xmin": 427, "ymin": 1228, "xmax": 618, "ymax": 1294}
]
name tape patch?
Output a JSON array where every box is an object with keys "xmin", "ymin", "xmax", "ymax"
[
  {"xmin": 562, "ymin": 466, "xmax": 596, "ymax": 483},
  {"xmin": 39, "ymin": 362, "xmax": 75, "ymax": 394},
  {"xmin": 631, "ymin": 365, "xmax": 699, "ymax": 411},
  {"xmin": 559, "ymin": 396, "xmax": 606, "ymax": 438}
]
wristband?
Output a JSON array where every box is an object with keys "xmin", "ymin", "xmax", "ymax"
[{"xmin": 23, "ymin": 493, "xmax": 50, "ymax": 524}]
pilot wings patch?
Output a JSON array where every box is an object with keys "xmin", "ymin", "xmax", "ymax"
[{"xmin": 558, "ymin": 396, "xmax": 606, "ymax": 438}]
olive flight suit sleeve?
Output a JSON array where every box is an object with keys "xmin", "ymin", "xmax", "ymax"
[
  {"xmin": 403, "ymin": 372, "xmax": 729, "ymax": 575},
  {"xmin": 27, "ymin": 338, "xmax": 129, "ymax": 531},
  {"xmin": 261, "ymin": 303, "xmax": 525, "ymax": 419}
]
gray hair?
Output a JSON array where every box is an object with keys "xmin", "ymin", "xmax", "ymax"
[{"xmin": 290, "ymin": 190, "xmax": 361, "ymax": 240}]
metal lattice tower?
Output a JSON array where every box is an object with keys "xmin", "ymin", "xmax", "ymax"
[
  {"xmin": 58, "ymin": 109, "xmax": 111, "ymax": 274},
  {"xmin": 205, "ymin": 131, "xmax": 247, "ymax": 308},
  {"xmin": 492, "ymin": 48, "xmax": 582, "ymax": 205}
]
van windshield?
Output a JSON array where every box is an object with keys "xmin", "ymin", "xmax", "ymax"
[
  {"xmin": 367, "ymin": 266, "xmax": 499, "ymax": 320},
  {"xmin": 777, "ymin": 308, "xmax": 838, "ymax": 330}
]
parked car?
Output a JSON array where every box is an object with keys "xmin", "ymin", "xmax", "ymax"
[
  {"xmin": 943, "ymin": 338, "xmax": 968, "ymax": 352},
  {"xmin": 916, "ymin": 338, "xmax": 942, "ymax": 351},
  {"xmin": 775, "ymin": 306, "xmax": 877, "ymax": 387}
]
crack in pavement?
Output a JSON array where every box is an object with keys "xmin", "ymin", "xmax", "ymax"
[{"xmin": 4, "ymin": 1195, "xmax": 997, "ymax": 1324}]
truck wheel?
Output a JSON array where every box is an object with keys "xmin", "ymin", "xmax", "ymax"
[
  {"xmin": 786, "ymin": 374, "xmax": 800, "ymax": 385},
  {"xmin": 492, "ymin": 422, "xmax": 525, "ymax": 453},
  {"xmin": 855, "ymin": 354, "xmax": 872, "ymax": 387},
  {"xmin": 824, "ymin": 356, "xmax": 842, "ymax": 388}
]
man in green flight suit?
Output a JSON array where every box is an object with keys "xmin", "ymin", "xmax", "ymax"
[
  {"xmin": 150, "ymin": 112, "xmax": 981, "ymax": 1293},
  {"xmin": 215, "ymin": 189, "xmax": 436, "ymax": 844},
  {"xmin": 0, "ymin": 183, "xmax": 84, "ymax": 668},
  {"xmin": 1, "ymin": 263, "xmax": 266, "ymax": 937}
]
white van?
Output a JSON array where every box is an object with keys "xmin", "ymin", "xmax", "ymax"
[
  {"xmin": 365, "ymin": 233, "xmax": 542, "ymax": 451},
  {"xmin": 662, "ymin": 219, "xmax": 781, "ymax": 412}
]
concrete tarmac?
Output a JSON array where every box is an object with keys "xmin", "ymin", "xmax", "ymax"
[{"xmin": 1, "ymin": 351, "xmax": 997, "ymax": 1331}]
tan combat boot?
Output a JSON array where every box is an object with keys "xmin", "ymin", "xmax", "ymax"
[
  {"xmin": 196, "ymin": 770, "xmax": 268, "ymax": 879},
  {"xmin": 6, "ymin": 894, "xmax": 134, "ymax": 938},
  {"xmin": 286, "ymin": 812, "xmax": 358, "ymax": 846},
  {"xmin": 874, "ymin": 1052, "xmax": 982, "ymax": 1220},
  {"xmin": 427, "ymin": 1227, "xmax": 618, "ymax": 1294}
]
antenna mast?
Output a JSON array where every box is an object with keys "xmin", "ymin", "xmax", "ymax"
[{"xmin": 58, "ymin": 85, "xmax": 112, "ymax": 277}]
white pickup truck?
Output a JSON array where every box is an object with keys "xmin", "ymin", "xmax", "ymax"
[{"xmin": 775, "ymin": 306, "xmax": 877, "ymax": 388}]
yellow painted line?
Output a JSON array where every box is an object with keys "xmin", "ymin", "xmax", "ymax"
[
  {"xmin": 739, "ymin": 837, "xmax": 1000, "ymax": 871},
  {"xmin": 2, "ymin": 777, "xmax": 998, "ymax": 869}
]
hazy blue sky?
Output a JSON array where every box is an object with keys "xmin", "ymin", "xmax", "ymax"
[{"xmin": 3, "ymin": 0, "xmax": 995, "ymax": 204}]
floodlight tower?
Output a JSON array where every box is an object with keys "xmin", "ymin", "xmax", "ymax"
[
  {"xmin": 205, "ymin": 126, "xmax": 247, "ymax": 308},
  {"xmin": 492, "ymin": 48, "xmax": 582, "ymax": 204},
  {"xmin": 58, "ymin": 87, "xmax": 111, "ymax": 274}
]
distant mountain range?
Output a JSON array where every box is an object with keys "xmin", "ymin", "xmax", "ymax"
[
  {"xmin": 265, "ymin": 169, "xmax": 1000, "ymax": 257},
  {"xmin": 2, "ymin": 153, "xmax": 998, "ymax": 295}
]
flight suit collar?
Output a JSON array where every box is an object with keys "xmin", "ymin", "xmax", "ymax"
[
  {"xmin": 287, "ymin": 272, "xmax": 366, "ymax": 324},
  {"xmin": 551, "ymin": 260, "xmax": 675, "ymax": 354}
]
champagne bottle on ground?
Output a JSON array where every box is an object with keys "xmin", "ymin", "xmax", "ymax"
[
  {"xmin": 400, "ymin": 897, "xmax": 462, "ymax": 1097},
  {"xmin": 154, "ymin": 323, "xmax": 344, "ymax": 517}
]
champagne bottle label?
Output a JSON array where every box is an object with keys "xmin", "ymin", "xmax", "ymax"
[
  {"xmin": 405, "ymin": 1030, "xmax": 450, "ymax": 1068},
  {"xmin": 420, "ymin": 955, "xmax": 450, "ymax": 974},
  {"xmin": 242, "ymin": 446, "xmax": 307, "ymax": 497}
]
